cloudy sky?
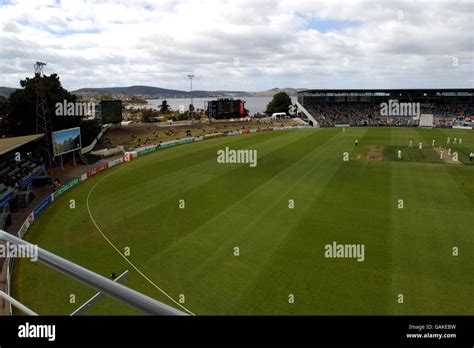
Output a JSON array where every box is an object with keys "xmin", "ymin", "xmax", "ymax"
[{"xmin": 0, "ymin": 0, "xmax": 473, "ymax": 91}]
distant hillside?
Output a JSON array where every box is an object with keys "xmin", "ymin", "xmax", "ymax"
[
  {"xmin": 0, "ymin": 87, "xmax": 17, "ymax": 97},
  {"xmin": 72, "ymin": 85, "xmax": 247, "ymax": 98},
  {"xmin": 73, "ymin": 85, "xmax": 190, "ymax": 98},
  {"xmin": 1, "ymin": 85, "xmax": 305, "ymax": 100},
  {"xmin": 72, "ymin": 85, "xmax": 306, "ymax": 99}
]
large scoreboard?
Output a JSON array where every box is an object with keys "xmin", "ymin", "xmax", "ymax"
[
  {"xmin": 208, "ymin": 99, "xmax": 245, "ymax": 119},
  {"xmin": 100, "ymin": 100, "xmax": 123, "ymax": 124}
]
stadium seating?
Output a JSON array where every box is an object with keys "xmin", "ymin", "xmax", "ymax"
[
  {"xmin": 0, "ymin": 153, "xmax": 45, "ymax": 190},
  {"xmin": 302, "ymin": 101, "xmax": 473, "ymax": 128},
  {"xmin": 0, "ymin": 152, "xmax": 46, "ymax": 216}
]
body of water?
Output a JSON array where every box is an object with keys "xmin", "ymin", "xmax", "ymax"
[{"xmin": 132, "ymin": 96, "xmax": 297, "ymax": 115}]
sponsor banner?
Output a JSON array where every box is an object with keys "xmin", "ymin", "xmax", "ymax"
[
  {"xmin": 87, "ymin": 162, "xmax": 109, "ymax": 178},
  {"xmin": 124, "ymin": 151, "xmax": 137, "ymax": 161},
  {"xmin": 194, "ymin": 136, "xmax": 204, "ymax": 142},
  {"xmin": 159, "ymin": 140, "xmax": 178, "ymax": 149},
  {"xmin": 80, "ymin": 173, "xmax": 88, "ymax": 182},
  {"xmin": 178, "ymin": 138, "xmax": 194, "ymax": 145},
  {"xmin": 137, "ymin": 144, "xmax": 158, "ymax": 151},
  {"xmin": 335, "ymin": 124, "xmax": 350, "ymax": 127},
  {"xmin": 108, "ymin": 158, "xmax": 121, "ymax": 168},
  {"xmin": 17, "ymin": 212, "xmax": 34, "ymax": 239},
  {"xmin": 241, "ymin": 129, "xmax": 250, "ymax": 135},
  {"xmin": 33, "ymin": 194, "xmax": 53, "ymax": 217},
  {"xmin": 227, "ymin": 130, "xmax": 239, "ymax": 136},
  {"xmin": 52, "ymin": 127, "xmax": 82, "ymax": 157},
  {"xmin": 256, "ymin": 127, "xmax": 273, "ymax": 132},
  {"xmin": 452, "ymin": 125, "xmax": 473, "ymax": 130},
  {"xmin": 249, "ymin": 129, "xmax": 257, "ymax": 133},
  {"xmin": 204, "ymin": 133, "xmax": 224, "ymax": 139},
  {"xmin": 272, "ymin": 127, "xmax": 285, "ymax": 131},
  {"xmin": 137, "ymin": 146, "xmax": 158, "ymax": 156},
  {"xmin": 53, "ymin": 177, "xmax": 80, "ymax": 200}
]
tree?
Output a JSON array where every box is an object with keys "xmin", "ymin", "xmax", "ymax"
[
  {"xmin": 0, "ymin": 96, "xmax": 8, "ymax": 135},
  {"xmin": 4, "ymin": 73, "xmax": 101, "ymax": 146},
  {"xmin": 159, "ymin": 100, "xmax": 171, "ymax": 114},
  {"xmin": 0, "ymin": 95, "xmax": 7, "ymax": 114},
  {"xmin": 5, "ymin": 73, "xmax": 79, "ymax": 136},
  {"xmin": 265, "ymin": 92, "xmax": 292, "ymax": 116}
]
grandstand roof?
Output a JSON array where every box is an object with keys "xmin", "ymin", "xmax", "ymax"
[
  {"xmin": 0, "ymin": 134, "xmax": 44, "ymax": 156},
  {"xmin": 298, "ymin": 88, "xmax": 474, "ymax": 96}
]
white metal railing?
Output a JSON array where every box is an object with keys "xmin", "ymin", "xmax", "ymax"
[
  {"xmin": 0, "ymin": 290, "xmax": 38, "ymax": 315},
  {"xmin": 5, "ymin": 255, "xmax": 13, "ymax": 314},
  {"xmin": 81, "ymin": 124, "xmax": 111, "ymax": 154},
  {"xmin": 296, "ymin": 100, "xmax": 319, "ymax": 127},
  {"xmin": 0, "ymin": 230, "xmax": 187, "ymax": 316}
]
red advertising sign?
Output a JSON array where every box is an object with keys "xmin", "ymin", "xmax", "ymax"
[{"xmin": 87, "ymin": 162, "xmax": 109, "ymax": 178}]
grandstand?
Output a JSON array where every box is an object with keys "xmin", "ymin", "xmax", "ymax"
[
  {"xmin": 297, "ymin": 89, "xmax": 474, "ymax": 128},
  {"xmin": 0, "ymin": 129, "xmax": 128, "ymax": 314},
  {"xmin": 0, "ymin": 134, "xmax": 51, "ymax": 313},
  {"xmin": 0, "ymin": 135, "xmax": 50, "ymax": 228}
]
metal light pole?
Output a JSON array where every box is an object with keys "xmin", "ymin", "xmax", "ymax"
[
  {"xmin": 187, "ymin": 74, "xmax": 194, "ymax": 123},
  {"xmin": 34, "ymin": 61, "xmax": 54, "ymax": 175}
]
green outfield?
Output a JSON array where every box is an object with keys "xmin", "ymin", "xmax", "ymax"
[{"xmin": 12, "ymin": 127, "xmax": 474, "ymax": 315}]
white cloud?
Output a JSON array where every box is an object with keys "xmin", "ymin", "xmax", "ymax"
[{"xmin": 0, "ymin": 0, "xmax": 472, "ymax": 91}]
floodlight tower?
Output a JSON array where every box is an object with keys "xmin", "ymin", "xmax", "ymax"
[
  {"xmin": 34, "ymin": 61, "xmax": 53, "ymax": 173},
  {"xmin": 187, "ymin": 74, "xmax": 195, "ymax": 122}
]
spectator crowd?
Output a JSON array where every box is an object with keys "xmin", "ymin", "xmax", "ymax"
[{"xmin": 304, "ymin": 101, "xmax": 474, "ymax": 128}]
